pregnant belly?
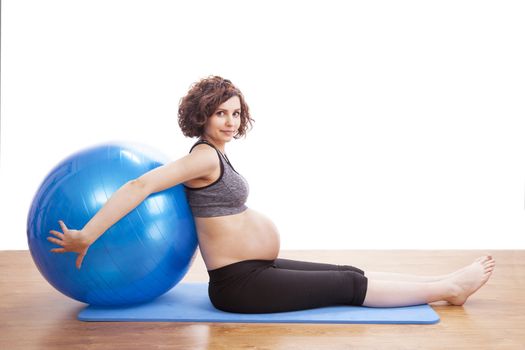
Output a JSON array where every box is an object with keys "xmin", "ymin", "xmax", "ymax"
[{"xmin": 194, "ymin": 208, "xmax": 281, "ymax": 270}]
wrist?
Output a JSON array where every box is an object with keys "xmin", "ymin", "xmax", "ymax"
[{"xmin": 81, "ymin": 228, "xmax": 99, "ymax": 245}]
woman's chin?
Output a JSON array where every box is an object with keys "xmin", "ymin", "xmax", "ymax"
[{"xmin": 221, "ymin": 134, "xmax": 235, "ymax": 141}]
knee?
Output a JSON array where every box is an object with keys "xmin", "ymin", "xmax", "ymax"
[
  {"xmin": 339, "ymin": 264, "xmax": 365, "ymax": 275},
  {"xmin": 345, "ymin": 271, "xmax": 369, "ymax": 306}
]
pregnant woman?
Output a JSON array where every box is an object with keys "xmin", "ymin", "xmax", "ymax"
[{"xmin": 48, "ymin": 75, "xmax": 495, "ymax": 313}]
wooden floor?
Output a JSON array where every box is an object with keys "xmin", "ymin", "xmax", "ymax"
[{"xmin": 1, "ymin": 250, "xmax": 524, "ymax": 349}]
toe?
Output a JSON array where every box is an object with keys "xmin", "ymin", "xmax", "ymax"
[
  {"xmin": 482, "ymin": 258, "xmax": 495, "ymax": 266},
  {"xmin": 478, "ymin": 256, "xmax": 488, "ymax": 264},
  {"xmin": 485, "ymin": 261, "xmax": 496, "ymax": 268}
]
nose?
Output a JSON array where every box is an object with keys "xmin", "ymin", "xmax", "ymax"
[{"xmin": 225, "ymin": 114, "xmax": 234, "ymax": 125}]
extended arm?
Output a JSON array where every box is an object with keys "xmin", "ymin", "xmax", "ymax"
[
  {"xmin": 47, "ymin": 146, "xmax": 218, "ymax": 268},
  {"xmin": 83, "ymin": 148, "xmax": 218, "ymax": 244}
]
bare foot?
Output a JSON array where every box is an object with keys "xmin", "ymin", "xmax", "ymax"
[
  {"xmin": 445, "ymin": 256, "xmax": 495, "ymax": 305},
  {"xmin": 444, "ymin": 255, "xmax": 494, "ymax": 279}
]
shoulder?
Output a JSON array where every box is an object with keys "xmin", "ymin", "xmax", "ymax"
[
  {"xmin": 189, "ymin": 143, "xmax": 219, "ymax": 162},
  {"xmin": 185, "ymin": 143, "xmax": 221, "ymax": 173},
  {"xmin": 191, "ymin": 142, "xmax": 217, "ymax": 153}
]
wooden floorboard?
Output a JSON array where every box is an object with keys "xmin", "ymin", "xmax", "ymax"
[{"xmin": 1, "ymin": 250, "xmax": 523, "ymax": 349}]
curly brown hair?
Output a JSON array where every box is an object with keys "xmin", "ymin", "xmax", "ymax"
[{"xmin": 178, "ymin": 75, "xmax": 254, "ymax": 139}]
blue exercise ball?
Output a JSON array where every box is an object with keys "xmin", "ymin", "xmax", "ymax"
[{"xmin": 27, "ymin": 142, "xmax": 198, "ymax": 306}]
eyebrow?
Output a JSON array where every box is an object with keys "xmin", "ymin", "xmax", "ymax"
[{"xmin": 217, "ymin": 108, "xmax": 241, "ymax": 111}]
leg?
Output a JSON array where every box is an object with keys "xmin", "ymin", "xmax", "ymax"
[
  {"xmin": 273, "ymin": 260, "xmax": 454, "ymax": 307},
  {"xmin": 275, "ymin": 257, "xmax": 471, "ymax": 283},
  {"xmin": 209, "ymin": 262, "xmax": 368, "ymax": 313},
  {"xmin": 364, "ymin": 255, "xmax": 494, "ymax": 283},
  {"xmin": 363, "ymin": 279, "xmax": 450, "ymax": 307},
  {"xmin": 208, "ymin": 256, "xmax": 496, "ymax": 312},
  {"xmin": 363, "ymin": 256, "xmax": 496, "ymax": 307}
]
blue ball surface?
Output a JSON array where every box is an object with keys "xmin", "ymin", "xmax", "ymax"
[{"xmin": 27, "ymin": 142, "xmax": 198, "ymax": 306}]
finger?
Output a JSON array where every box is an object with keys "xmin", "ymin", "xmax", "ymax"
[
  {"xmin": 47, "ymin": 237, "xmax": 65, "ymax": 246},
  {"xmin": 50, "ymin": 248, "xmax": 66, "ymax": 253},
  {"xmin": 59, "ymin": 220, "xmax": 68, "ymax": 233},
  {"xmin": 49, "ymin": 230, "xmax": 65, "ymax": 239}
]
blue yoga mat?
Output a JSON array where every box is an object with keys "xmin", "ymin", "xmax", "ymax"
[{"xmin": 78, "ymin": 283, "xmax": 440, "ymax": 324}]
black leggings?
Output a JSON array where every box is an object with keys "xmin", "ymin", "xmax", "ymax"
[{"xmin": 207, "ymin": 258, "xmax": 368, "ymax": 314}]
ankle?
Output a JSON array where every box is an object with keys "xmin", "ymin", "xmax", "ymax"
[{"xmin": 443, "ymin": 280, "xmax": 461, "ymax": 301}]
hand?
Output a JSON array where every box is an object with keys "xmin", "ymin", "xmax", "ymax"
[{"xmin": 47, "ymin": 220, "xmax": 91, "ymax": 269}]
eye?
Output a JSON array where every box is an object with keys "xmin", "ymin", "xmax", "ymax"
[{"xmin": 216, "ymin": 111, "xmax": 241, "ymax": 117}]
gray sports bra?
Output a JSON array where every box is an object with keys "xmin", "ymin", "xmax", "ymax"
[{"xmin": 183, "ymin": 139, "xmax": 249, "ymax": 218}]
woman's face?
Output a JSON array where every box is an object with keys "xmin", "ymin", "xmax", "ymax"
[{"xmin": 202, "ymin": 95, "xmax": 242, "ymax": 144}]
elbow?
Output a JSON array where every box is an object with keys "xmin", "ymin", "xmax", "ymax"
[{"xmin": 128, "ymin": 178, "xmax": 150, "ymax": 197}]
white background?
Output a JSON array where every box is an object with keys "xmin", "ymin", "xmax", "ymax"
[{"xmin": 1, "ymin": 0, "xmax": 524, "ymax": 250}]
